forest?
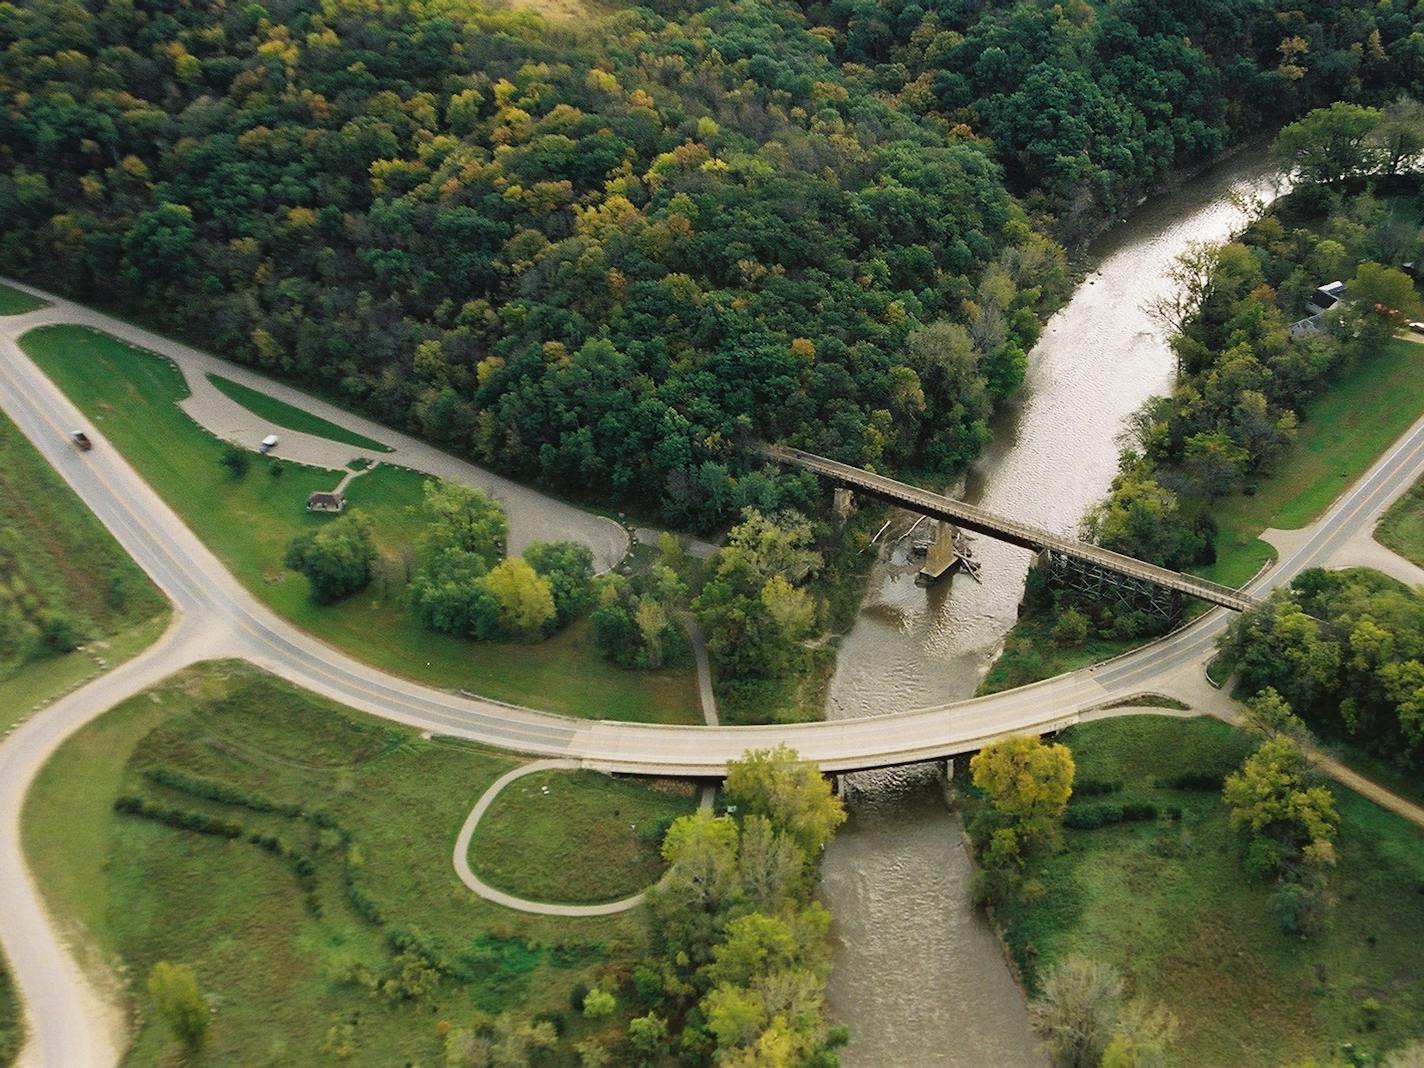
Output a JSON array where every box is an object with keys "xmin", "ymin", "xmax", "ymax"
[{"xmin": 7, "ymin": 0, "xmax": 1424, "ymax": 533}]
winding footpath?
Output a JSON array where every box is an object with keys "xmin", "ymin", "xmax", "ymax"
[
  {"xmin": 2, "ymin": 278, "xmax": 1424, "ymax": 1064},
  {"xmin": 454, "ymin": 617, "xmax": 719, "ymax": 917}
]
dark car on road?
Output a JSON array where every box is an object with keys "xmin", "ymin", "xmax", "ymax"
[{"xmin": 70, "ymin": 430, "xmax": 93, "ymax": 451}]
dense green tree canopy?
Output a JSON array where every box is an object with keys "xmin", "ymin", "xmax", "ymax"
[{"xmin": 0, "ymin": 0, "xmax": 1068, "ymax": 528}]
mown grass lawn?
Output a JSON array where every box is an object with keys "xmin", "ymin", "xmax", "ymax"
[
  {"xmin": 980, "ymin": 716, "xmax": 1424, "ymax": 1067},
  {"xmin": 1376, "ymin": 472, "xmax": 1424, "ymax": 569},
  {"xmin": 22, "ymin": 325, "xmax": 700, "ymax": 723},
  {"xmin": 1197, "ymin": 336, "xmax": 1424, "ymax": 587},
  {"xmin": 0, "ymin": 282, "xmax": 46, "ymax": 315},
  {"xmin": 206, "ymin": 373, "xmax": 393, "ymax": 453},
  {"xmin": 470, "ymin": 770, "xmax": 697, "ymax": 904},
  {"xmin": 23, "ymin": 662, "xmax": 655, "ymax": 1066}
]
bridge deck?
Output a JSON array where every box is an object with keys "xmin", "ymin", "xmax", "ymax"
[{"xmin": 765, "ymin": 445, "xmax": 1262, "ymax": 613}]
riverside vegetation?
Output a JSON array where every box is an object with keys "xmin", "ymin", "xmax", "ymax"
[
  {"xmin": 964, "ymin": 721, "xmax": 1424, "ymax": 1067},
  {"xmin": 7, "ymin": 0, "xmax": 1423, "ymax": 517},
  {"xmin": 988, "ymin": 101, "xmax": 1424, "ymax": 692},
  {"xmin": 12, "ymin": 0, "xmax": 1424, "ymax": 718}
]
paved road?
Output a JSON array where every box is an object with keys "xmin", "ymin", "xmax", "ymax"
[
  {"xmin": 2, "ymin": 296, "xmax": 1424, "ymax": 1063},
  {"xmin": 0, "ymin": 279, "xmax": 629, "ymax": 571}
]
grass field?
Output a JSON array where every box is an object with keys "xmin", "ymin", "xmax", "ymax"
[
  {"xmin": 470, "ymin": 770, "xmax": 696, "ymax": 903},
  {"xmin": 0, "ymin": 282, "xmax": 46, "ymax": 315},
  {"xmin": 22, "ymin": 325, "xmax": 699, "ymax": 723},
  {"xmin": 22, "ymin": 661, "xmax": 655, "ymax": 1065},
  {"xmin": 1197, "ymin": 336, "xmax": 1424, "ymax": 587},
  {"xmin": 0, "ymin": 407, "xmax": 169, "ymax": 728},
  {"xmin": 1376, "ymin": 472, "xmax": 1424, "ymax": 569},
  {"xmin": 206, "ymin": 374, "xmax": 393, "ymax": 453},
  {"xmin": 980, "ymin": 717, "xmax": 1424, "ymax": 1066}
]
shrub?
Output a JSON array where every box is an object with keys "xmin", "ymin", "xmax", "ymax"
[
  {"xmin": 114, "ymin": 794, "xmax": 244, "ymax": 839},
  {"xmin": 569, "ymin": 981, "xmax": 590, "ymax": 1012},
  {"xmin": 1157, "ymin": 771, "xmax": 1224, "ymax": 791},
  {"xmin": 1029, "ymin": 956, "xmax": 1123, "ymax": 1068},
  {"xmin": 147, "ymin": 961, "xmax": 208, "ymax": 1052},
  {"xmin": 1242, "ymin": 837, "xmax": 1288, "ymax": 884},
  {"xmin": 1062, "ymin": 802, "xmax": 1157, "ymax": 830},
  {"xmin": 284, "ymin": 512, "xmax": 376, "ymax": 603},
  {"xmin": 40, "ymin": 609, "xmax": 79, "ymax": 652},
  {"xmin": 143, "ymin": 766, "xmax": 302, "ymax": 816},
  {"xmin": 1270, "ymin": 881, "xmax": 1326, "ymax": 936},
  {"xmin": 218, "ymin": 443, "xmax": 250, "ymax": 478},
  {"xmin": 1052, "ymin": 607, "xmax": 1090, "ymax": 647},
  {"xmin": 1073, "ymin": 778, "xmax": 1122, "ymax": 798},
  {"xmin": 582, "ymin": 986, "xmax": 615, "ymax": 1018}
]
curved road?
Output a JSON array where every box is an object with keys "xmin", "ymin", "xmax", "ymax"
[
  {"xmin": 1, "ymin": 281, "xmax": 629, "ymax": 571},
  {"xmin": 2, "ymin": 294, "xmax": 1424, "ymax": 1063}
]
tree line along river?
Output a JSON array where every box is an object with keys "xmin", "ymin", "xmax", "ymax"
[{"xmin": 819, "ymin": 145, "xmax": 1282, "ymax": 1068}]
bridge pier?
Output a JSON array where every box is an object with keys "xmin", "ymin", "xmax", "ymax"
[
  {"xmin": 917, "ymin": 520, "xmax": 961, "ymax": 584},
  {"xmin": 832, "ymin": 487, "xmax": 855, "ymax": 527},
  {"xmin": 1040, "ymin": 549, "xmax": 1184, "ymax": 626}
]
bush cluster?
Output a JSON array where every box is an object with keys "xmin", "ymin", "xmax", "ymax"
[{"xmin": 1062, "ymin": 802, "xmax": 1159, "ymax": 830}]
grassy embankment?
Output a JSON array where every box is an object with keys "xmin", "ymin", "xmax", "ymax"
[
  {"xmin": 0, "ymin": 282, "xmax": 46, "ymax": 315},
  {"xmin": 22, "ymin": 325, "xmax": 699, "ymax": 724},
  {"xmin": 1197, "ymin": 335, "xmax": 1424, "ymax": 587},
  {"xmin": 470, "ymin": 770, "xmax": 697, "ymax": 903},
  {"xmin": 981, "ymin": 336, "xmax": 1424, "ymax": 694},
  {"xmin": 974, "ymin": 716, "xmax": 1424, "ymax": 1066},
  {"xmin": 23, "ymin": 661, "xmax": 677, "ymax": 1064},
  {"xmin": 0, "ymin": 967, "xmax": 15, "ymax": 1068},
  {"xmin": 205, "ymin": 373, "xmax": 394, "ymax": 453},
  {"xmin": 1376, "ymin": 471, "xmax": 1424, "ymax": 569},
  {"xmin": 0, "ymin": 408, "xmax": 169, "ymax": 731},
  {"xmin": 0, "ymin": 405, "xmax": 167, "ymax": 1066}
]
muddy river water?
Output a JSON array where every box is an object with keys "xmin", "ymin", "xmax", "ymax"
[{"xmin": 820, "ymin": 147, "xmax": 1283, "ymax": 1066}]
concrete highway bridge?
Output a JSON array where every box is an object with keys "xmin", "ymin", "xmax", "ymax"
[
  {"xmin": 5, "ymin": 281, "xmax": 1424, "ymax": 1066},
  {"xmin": 763, "ymin": 443, "xmax": 1263, "ymax": 615}
]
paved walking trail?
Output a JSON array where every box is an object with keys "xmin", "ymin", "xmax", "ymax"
[
  {"xmin": 4, "ymin": 280, "xmax": 1424, "ymax": 1064},
  {"xmin": 454, "ymin": 616, "xmax": 719, "ymax": 917}
]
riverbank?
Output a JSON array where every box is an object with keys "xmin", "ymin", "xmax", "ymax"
[
  {"xmin": 983, "ymin": 168, "xmax": 1424, "ymax": 697},
  {"xmin": 983, "ymin": 332, "xmax": 1424, "ymax": 695},
  {"xmin": 971, "ymin": 716, "xmax": 1424, "ymax": 1066},
  {"xmin": 818, "ymin": 149, "xmax": 1283, "ymax": 1068}
]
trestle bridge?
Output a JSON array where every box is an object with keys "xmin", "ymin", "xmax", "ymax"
[{"xmin": 763, "ymin": 444, "xmax": 1263, "ymax": 618}]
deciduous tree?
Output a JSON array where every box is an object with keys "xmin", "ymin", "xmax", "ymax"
[{"xmin": 970, "ymin": 735, "xmax": 1075, "ymax": 842}]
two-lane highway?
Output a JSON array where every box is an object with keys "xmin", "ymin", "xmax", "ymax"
[{"xmin": 3, "ymin": 293, "xmax": 1424, "ymax": 1064}]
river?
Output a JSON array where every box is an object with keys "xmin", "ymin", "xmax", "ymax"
[{"xmin": 820, "ymin": 146, "xmax": 1283, "ymax": 1067}]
